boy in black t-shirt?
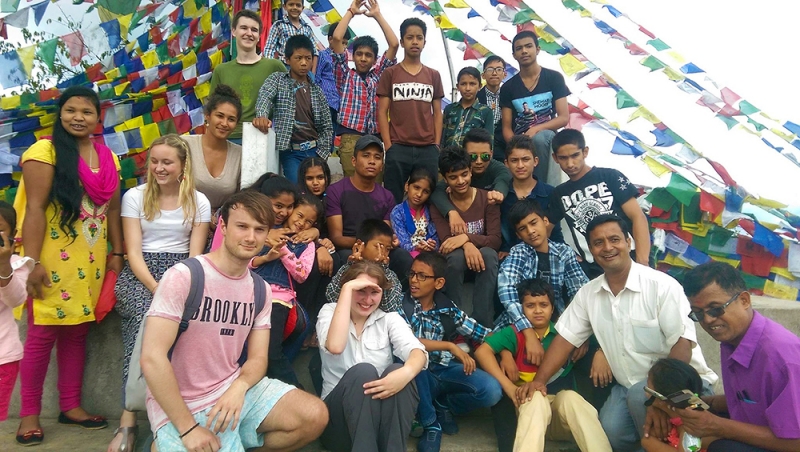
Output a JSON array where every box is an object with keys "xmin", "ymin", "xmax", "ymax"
[
  {"xmin": 546, "ymin": 129, "xmax": 651, "ymax": 279},
  {"xmin": 499, "ymin": 31, "xmax": 570, "ymax": 187}
]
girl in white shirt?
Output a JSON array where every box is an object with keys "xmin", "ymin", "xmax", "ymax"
[
  {"xmin": 317, "ymin": 260, "xmax": 427, "ymax": 452},
  {"xmin": 110, "ymin": 135, "xmax": 210, "ymax": 452}
]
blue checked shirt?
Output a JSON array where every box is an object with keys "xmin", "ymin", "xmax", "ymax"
[
  {"xmin": 262, "ymin": 18, "xmax": 318, "ymax": 60},
  {"xmin": 255, "ymin": 72, "xmax": 333, "ymax": 159},
  {"xmin": 403, "ymin": 293, "xmax": 491, "ymax": 366},
  {"xmin": 495, "ymin": 240, "xmax": 589, "ymax": 332},
  {"xmin": 316, "ymin": 48, "xmax": 339, "ymax": 111}
]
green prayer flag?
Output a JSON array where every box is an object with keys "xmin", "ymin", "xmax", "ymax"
[
  {"xmin": 5, "ymin": 187, "xmax": 17, "ymax": 205},
  {"xmin": 428, "ymin": 1, "xmax": 444, "ymax": 15},
  {"xmin": 747, "ymin": 117, "xmax": 766, "ymax": 132},
  {"xmin": 158, "ymin": 119, "xmax": 177, "ymax": 136},
  {"xmin": 156, "ymin": 42, "xmax": 169, "ymax": 63},
  {"xmin": 708, "ymin": 226, "xmax": 735, "ymax": 247},
  {"xmin": 616, "ymin": 90, "xmax": 639, "ymax": 109},
  {"xmin": 646, "ymin": 38, "xmax": 670, "ymax": 51},
  {"xmin": 640, "ymin": 55, "xmax": 666, "ymax": 72},
  {"xmin": 665, "ymin": 173, "xmax": 697, "ymax": 206},
  {"xmin": 646, "ymin": 187, "xmax": 677, "ymax": 211},
  {"xmin": 21, "ymin": 92, "xmax": 38, "ymax": 106},
  {"xmin": 739, "ymin": 271, "xmax": 766, "ymax": 291},
  {"xmin": 538, "ymin": 40, "xmax": 564, "ymax": 55},
  {"xmin": 682, "ymin": 193, "xmax": 702, "ymax": 224},
  {"xmin": 141, "ymin": 112, "xmax": 153, "ymax": 125},
  {"xmin": 562, "ymin": 0, "xmax": 582, "ymax": 11},
  {"xmin": 738, "ymin": 100, "xmax": 759, "ymax": 115},
  {"xmin": 0, "ymin": 0, "xmax": 20, "ymax": 13},
  {"xmin": 36, "ymin": 39, "xmax": 58, "ymax": 72},
  {"xmin": 716, "ymin": 114, "xmax": 738, "ymax": 130},
  {"xmin": 97, "ymin": 0, "xmax": 140, "ymax": 15},
  {"xmin": 99, "ymin": 87, "xmax": 116, "ymax": 101},
  {"xmin": 691, "ymin": 232, "xmax": 711, "ymax": 253},
  {"xmin": 660, "ymin": 154, "xmax": 684, "ymax": 167},
  {"xmin": 120, "ymin": 157, "xmax": 137, "ymax": 180},
  {"xmin": 665, "ymin": 129, "xmax": 686, "ymax": 145},
  {"xmin": 513, "ymin": 11, "xmax": 538, "ymax": 25},
  {"xmin": 443, "ymin": 29, "xmax": 465, "ymax": 42}
]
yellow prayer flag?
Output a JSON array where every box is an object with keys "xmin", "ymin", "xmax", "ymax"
[
  {"xmin": 272, "ymin": 0, "xmax": 281, "ymax": 9},
  {"xmin": 139, "ymin": 123, "xmax": 161, "ymax": 149},
  {"xmin": 736, "ymin": 124, "xmax": 761, "ymax": 137},
  {"xmin": 759, "ymin": 111, "xmax": 779, "ymax": 122},
  {"xmin": 148, "ymin": 86, "xmax": 167, "ymax": 96},
  {"xmin": 709, "ymin": 255, "xmax": 740, "ymax": 268},
  {"xmin": 153, "ymin": 98, "xmax": 166, "ymax": 111},
  {"xmin": 666, "ymin": 50, "xmax": 685, "ymax": 64},
  {"xmin": 770, "ymin": 128, "xmax": 795, "ymax": 142},
  {"xmin": 325, "ymin": 10, "xmax": 342, "ymax": 23},
  {"xmin": 558, "ymin": 54, "xmax": 586, "ymax": 76},
  {"xmin": 435, "ymin": 16, "xmax": 457, "ymax": 29},
  {"xmin": 1, "ymin": 96, "xmax": 21, "ymax": 110},
  {"xmin": 662, "ymin": 253, "xmax": 693, "ymax": 269},
  {"xmin": 34, "ymin": 127, "xmax": 54, "ymax": 140},
  {"xmin": 118, "ymin": 14, "xmax": 133, "ymax": 37},
  {"xmin": 444, "ymin": 0, "xmax": 470, "ymax": 7},
  {"xmin": 38, "ymin": 114, "xmax": 55, "ymax": 127},
  {"xmin": 763, "ymin": 280, "xmax": 799, "ymax": 301},
  {"xmin": 209, "ymin": 50, "xmax": 224, "ymax": 70},
  {"xmin": 182, "ymin": 50, "xmax": 198, "ymax": 68},
  {"xmin": 194, "ymin": 82, "xmax": 211, "ymax": 100},
  {"xmin": 184, "ymin": 0, "xmax": 201, "ymax": 18},
  {"xmin": 534, "ymin": 26, "xmax": 557, "ymax": 43},
  {"xmin": 117, "ymin": 115, "xmax": 144, "ymax": 133},
  {"xmin": 580, "ymin": 9, "xmax": 592, "ymax": 17},
  {"xmin": 105, "ymin": 67, "xmax": 121, "ymax": 80},
  {"xmin": 141, "ymin": 50, "xmax": 160, "ymax": 69},
  {"xmin": 643, "ymin": 155, "xmax": 671, "ymax": 177},
  {"xmin": 114, "ymin": 81, "xmax": 131, "ymax": 96},
  {"xmin": 17, "ymin": 46, "xmax": 35, "ymax": 76},
  {"xmin": 200, "ymin": 11, "xmax": 212, "ymax": 34},
  {"xmin": 628, "ymin": 106, "xmax": 660, "ymax": 124},
  {"xmin": 125, "ymin": 178, "xmax": 139, "ymax": 189},
  {"xmin": 771, "ymin": 266, "xmax": 796, "ymax": 281},
  {"xmin": 744, "ymin": 195, "xmax": 787, "ymax": 210},
  {"xmin": 663, "ymin": 67, "xmax": 684, "ymax": 82},
  {"xmin": 590, "ymin": 0, "xmax": 608, "ymax": 3}
]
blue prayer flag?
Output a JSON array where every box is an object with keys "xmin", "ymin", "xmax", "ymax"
[
  {"xmin": 100, "ymin": 19, "xmax": 122, "ymax": 50},
  {"xmin": 651, "ymin": 128, "xmax": 676, "ymax": 147},
  {"xmin": 603, "ymin": 5, "xmax": 623, "ymax": 17},
  {"xmin": 680, "ymin": 63, "xmax": 704, "ymax": 74}
]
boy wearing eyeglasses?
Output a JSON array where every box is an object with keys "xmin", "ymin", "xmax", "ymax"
[
  {"xmin": 477, "ymin": 55, "xmax": 507, "ymax": 160},
  {"xmin": 429, "ymin": 146, "xmax": 501, "ymax": 329},
  {"xmin": 430, "ymin": 128, "xmax": 511, "ymax": 239},
  {"xmin": 401, "ymin": 251, "xmax": 501, "ymax": 452}
]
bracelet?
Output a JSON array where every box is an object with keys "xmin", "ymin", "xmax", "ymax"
[
  {"xmin": 112, "ymin": 252, "xmax": 124, "ymax": 257},
  {"xmin": 0, "ymin": 269, "xmax": 12, "ymax": 280},
  {"xmin": 33, "ymin": 260, "xmax": 41, "ymax": 266},
  {"xmin": 179, "ymin": 422, "xmax": 200, "ymax": 439}
]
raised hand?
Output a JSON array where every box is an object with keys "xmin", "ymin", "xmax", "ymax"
[{"xmin": 364, "ymin": 0, "xmax": 381, "ymax": 17}]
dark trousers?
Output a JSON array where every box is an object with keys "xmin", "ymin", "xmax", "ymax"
[
  {"xmin": 384, "ymin": 143, "xmax": 440, "ymax": 204},
  {"xmin": 266, "ymin": 302, "xmax": 309, "ymax": 387},
  {"xmin": 491, "ymin": 394, "xmax": 518, "ymax": 452},
  {"xmin": 295, "ymin": 251, "xmax": 343, "ymax": 329},
  {"xmin": 572, "ymin": 340, "xmax": 616, "ymax": 411},
  {"xmin": 321, "ymin": 363, "xmax": 419, "ymax": 452},
  {"xmin": 708, "ymin": 440, "xmax": 771, "ymax": 452},
  {"xmin": 336, "ymin": 247, "xmax": 413, "ymax": 292},
  {"xmin": 442, "ymin": 247, "xmax": 499, "ymax": 328}
]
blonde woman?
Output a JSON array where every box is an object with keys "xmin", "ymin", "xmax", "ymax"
[{"xmin": 109, "ymin": 135, "xmax": 210, "ymax": 452}]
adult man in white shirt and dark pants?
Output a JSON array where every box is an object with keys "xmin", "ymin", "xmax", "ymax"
[{"xmin": 517, "ymin": 214, "xmax": 717, "ymax": 451}]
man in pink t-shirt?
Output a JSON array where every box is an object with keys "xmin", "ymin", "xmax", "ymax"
[{"xmin": 141, "ymin": 191, "xmax": 328, "ymax": 451}]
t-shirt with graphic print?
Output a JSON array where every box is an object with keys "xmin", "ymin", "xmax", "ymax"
[
  {"xmin": 546, "ymin": 167, "xmax": 639, "ymax": 265},
  {"xmin": 499, "ymin": 68, "xmax": 570, "ymax": 135},
  {"xmin": 377, "ymin": 64, "xmax": 444, "ymax": 146},
  {"xmin": 145, "ymin": 255, "xmax": 273, "ymax": 432}
]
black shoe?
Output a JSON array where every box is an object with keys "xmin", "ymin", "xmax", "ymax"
[
  {"xmin": 16, "ymin": 429, "xmax": 44, "ymax": 446},
  {"xmin": 58, "ymin": 412, "xmax": 109, "ymax": 430}
]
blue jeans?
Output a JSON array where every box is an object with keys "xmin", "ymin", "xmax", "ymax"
[
  {"xmin": 280, "ymin": 147, "xmax": 318, "ymax": 184},
  {"xmin": 415, "ymin": 361, "xmax": 502, "ymax": 427}
]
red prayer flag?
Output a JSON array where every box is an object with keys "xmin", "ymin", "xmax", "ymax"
[
  {"xmin": 706, "ymin": 159, "xmax": 737, "ymax": 187},
  {"xmin": 699, "ymin": 191, "xmax": 724, "ymax": 216}
]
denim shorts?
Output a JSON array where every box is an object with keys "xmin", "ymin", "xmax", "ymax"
[{"xmin": 154, "ymin": 377, "xmax": 295, "ymax": 451}]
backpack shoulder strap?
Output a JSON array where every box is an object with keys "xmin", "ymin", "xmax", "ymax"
[
  {"xmin": 249, "ymin": 270, "xmax": 267, "ymax": 318},
  {"xmin": 167, "ymin": 257, "xmax": 205, "ymax": 359}
]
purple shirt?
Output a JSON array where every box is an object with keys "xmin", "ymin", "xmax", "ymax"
[
  {"xmin": 325, "ymin": 177, "xmax": 395, "ymax": 240},
  {"xmin": 721, "ymin": 310, "xmax": 800, "ymax": 439}
]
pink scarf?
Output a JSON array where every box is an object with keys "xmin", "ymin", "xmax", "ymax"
[{"xmin": 78, "ymin": 143, "xmax": 119, "ymax": 206}]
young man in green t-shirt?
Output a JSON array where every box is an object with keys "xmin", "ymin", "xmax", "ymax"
[{"xmin": 475, "ymin": 279, "xmax": 610, "ymax": 452}]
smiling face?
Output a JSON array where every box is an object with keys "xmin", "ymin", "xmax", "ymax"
[
  {"xmin": 60, "ymin": 96, "xmax": 99, "ymax": 139},
  {"xmin": 221, "ymin": 205, "xmax": 270, "ymax": 262},
  {"xmin": 443, "ymin": 167, "xmax": 472, "ymax": 195},
  {"xmin": 457, "ymin": 74, "xmax": 480, "ymax": 103},
  {"xmin": 522, "ymin": 294, "xmax": 553, "ymax": 330},
  {"xmin": 353, "ymin": 45, "xmax": 377, "ymax": 75},
  {"xmin": 232, "ymin": 16, "xmax": 260, "ymax": 53},
  {"xmin": 465, "ymin": 141, "xmax": 492, "ymax": 176},
  {"xmin": 303, "ymin": 165, "xmax": 327, "ymax": 196},
  {"xmin": 205, "ymin": 102, "xmax": 238, "ymax": 140},
  {"xmin": 148, "ymin": 144, "xmax": 183, "ymax": 187},
  {"xmin": 284, "ymin": 0, "xmax": 303, "ymax": 20},
  {"xmin": 514, "ymin": 211, "xmax": 549, "ymax": 252},
  {"xmin": 350, "ymin": 273, "xmax": 383, "ymax": 320},
  {"xmin": 287, "ymin": 203, "xmax": 317, "ymax": 233},
  {"xmin": 512, "ymin": 37, "xmax": 539, "ymax": 68},
  {"xmin": 505, "ymin": 147, "xmax": 538, "ymax": 182},
  {"xmin": 352, "ymin": 146, "xmax": 384, "ymax": 179},
  {"xmin": 688, "ymin": 283, "xmax": 753, "ymax": 347},
  {"xmin": 405, "ymin": 178, "xmax": 433, "ymax": 209},
  {"xmin": 401, "ymin": 25, "xmax": 426, "ymax": 58},
  {"xmin": 588, "ymin": 221, "xmax": 632, "ymax": 274},
  {"xmin": 268, "ymin": 192, "xmax": 295, "ymax": 225}
]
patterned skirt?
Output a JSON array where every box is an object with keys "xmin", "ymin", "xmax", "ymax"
[{"xmin": 114, "ymin": 252, "xmax": 187, "ymax": 396}]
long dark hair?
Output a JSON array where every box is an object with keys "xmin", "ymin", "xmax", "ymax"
[
  {"xmin": 248, "ymin": 172, "xmax": 299, "ymax": 201},
  {"xmin": 51, "ymin": 86, "xmax": 101, "ymax": 235},
  {"xmin": 297, "ymin": 156, "xmax": 331, "ymax": 196}
]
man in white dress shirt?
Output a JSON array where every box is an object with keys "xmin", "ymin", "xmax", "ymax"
[{"xmin": 517, "ymin": 214, "xmax": 717, "ymax": 451}]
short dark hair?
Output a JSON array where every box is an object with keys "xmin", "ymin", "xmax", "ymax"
[
  {"xmin": 512, "ymin": 30, "xmax": 539, "ymax": 50},
  {"xmin": 585, "ymin": 214, "xmax": 631, "ymax": 240},
  {"xmin": 462, "ymin": 127, "xmax": 492, "ymax": 150},
  {"xmin": 0, "ymin": 200, "xmax": 17, "ymax": 232},
  {"xmin": 220, "ymin": 191, "xmax": 274, "ymax": 228},
  {"xmin": 516, "ymin": 278, "xmax": 554, "ymax": 305},
  {"xmin": 438, "ymin": 145, "xmax": 471, "ymax": 176},
  {"xmin": 552, "ymin": 128, "xmax": 586, "ymax": 154},
  {"xmin": 483, "ymin": 55, "xmax": 506, "ymax": 68},
  {"xmin": 233, "ymin": 9, "xmax": 262, "ymax": 33},
  {"xmin": 204, "ymin": 84, "xmax": 242, "ymax": 121},
  {"xmin": 506, "ymin": 134, "xmax": 535, "ymax": 158},
  {"xmin": 356, "ymin": 219, "xmax": 394, "ymax": 244},
  {"xmin": 508, "ymin": 198, "xmax": 546, "ymax": 229},
  {"xmin": 351, "ymin": 35, "xmax": 379, "ymax": 58},
  {"xmin": 327, "ymin": 21, "xmax": 353, "ymax": 40},
  {"xmin": 285, "ymin": 34, "xmax": 314, "ymax": 59},
  {"xmin": 683, "ymin": 261, "xmax": 747, "ymax": 299},
  {"xmin": 648, "ymin": 358, "xmax": 703, "ymax": 396},
  {"xmin": 400, "ymin": 17, "xmax": 427, "ymax": 38},
  {"xmin": 457, "ymin": 66, "xmax": 481, "ymax": 84},
  {"xmin": 414, "ymin": 251, "xmax": 448, "ymax": 279}
]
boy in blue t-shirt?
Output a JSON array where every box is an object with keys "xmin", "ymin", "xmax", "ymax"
[{"xmin": 475, "ymin": 279, "xmax": 610, "ymax": 452}]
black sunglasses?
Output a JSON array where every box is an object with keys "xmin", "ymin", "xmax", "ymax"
[
  {"xmin": 470, "ymin": 153, "xmax": 492, "ymax": 162},
  {"xmin": 688, "ymin": 291, "xmax": 742, "ymax": 322}
]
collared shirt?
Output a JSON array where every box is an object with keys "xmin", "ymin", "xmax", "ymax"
[
  {"xmin": 317, "ymin": 303, "xmax": 428, "ymax": 399},
  {"xmin": 478, "ymin": 86, "xmax": 502, "ymax": 125},
  {"xmin": 441, "ymin": 99, "xmax": 495, "ymax": 148},
  {"xmin": 500, "ymin": 177, "xmax": 563, "ymax": 251},
  {"xmin": 325, "ymin": 261, "xmax": 403, "ymax": 314},
  {"xmin": 555, "ymin": 262, "xmax": 718, "ymax": 388},
  {"xmin": 721, "ymin": 311, "xmax": 800, "ymax": 439},
  {"xmin": 495, "ymin": 240, "xmax": 588, "ymax": 331},
  {"xmin": 333, "ymin": 52, "xmax": 396, "ymax": 134},
  {"xmin": 262, "ymin": 18, "xmax": 318, "ymax": 60},
  {"xmin": 402, "ymin": 292, "xmax": 491, "ymax": 366},
  {"xmin": 316, "ymin": 48, "xmax": 339, "ymax": 111},
  {"xmin": 255, "ymin": 72, "xmax": 333, "ymax": 158}
]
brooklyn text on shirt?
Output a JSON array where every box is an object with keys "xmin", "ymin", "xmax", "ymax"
[{"xmin": 189, "ymin": 297, "xmax": 260, "ymax": 329}]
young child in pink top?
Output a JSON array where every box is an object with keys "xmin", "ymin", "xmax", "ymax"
[{"xmin": 0, "ymin": 201, "xmax": 33, "ymax": 421}]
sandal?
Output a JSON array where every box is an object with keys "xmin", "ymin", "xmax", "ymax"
[
  {"xmin": 58, "ymin": 412, "xmax": 109, "ymax": 430},
  {"xmin": 112, "ymin": 425, "xmax": 139, "ymax": 452},
  {"xmin": 16, "ymin": 428, "xmax": 44, "ymax": 446}
]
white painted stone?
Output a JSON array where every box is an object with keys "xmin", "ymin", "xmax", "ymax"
[{"xmin": 241, "ymin": 122, "xmax": 278, "ymax": 188}]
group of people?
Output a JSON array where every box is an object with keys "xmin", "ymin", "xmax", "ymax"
[{"xmin": 0, "ymin": 2, "xmax": 798, "ymax": 452}]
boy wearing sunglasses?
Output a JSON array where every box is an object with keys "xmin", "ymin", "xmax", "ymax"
[{"xmin": 430, "ymin": 128, "xmax": 511, "ymax": 239}]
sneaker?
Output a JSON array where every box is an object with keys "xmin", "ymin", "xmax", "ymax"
[
  {"xmin": 410, "ymin": 419, "xmax": 424, "ymax": 438},
  {"xmin": 417, "ymin": 426, "xmax": 442, "ymax": 452},
  {"xmin": 434, "ymin": 403, "xmax": 458, "ymax": 435}
]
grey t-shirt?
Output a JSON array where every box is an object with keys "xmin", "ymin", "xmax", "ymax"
[{"xmin": 184, "ymin": 134, "xmax": 242, "ymax": 211}]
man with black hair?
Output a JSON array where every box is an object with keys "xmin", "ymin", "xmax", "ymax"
[
  {"xmin": 430, "ymin": 146, "xmax": 501, "ymax": 328},
  {"xmin": 477, "ymin": 55, "xmax": 507, "ymax": 160},
  {"xmin": 679, "ymin": 262, "xmax": 800, "ymax": 452},
  {"xmin": 332, "ymin": 0, "xmax": 399, "ymax": 177},
  {"xmin": 441, "ymin": 67, "xmax": 495, "ymax": 148},
  {"xmin": 378, "ymin": 17, "xmax": 445, "ymax": 203},
  {"xmin": 254, "ymin": 35, "xmax": 333, "ymax": 184},
  {"xmin": 500, "ymin": 31, "xmax": 570, "ymax": 186},
  {"xmin": 521, "ymin": 214, "xmax": 717, "ymax": 452}
]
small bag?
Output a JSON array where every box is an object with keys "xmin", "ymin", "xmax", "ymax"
[
  {"xmin": 124, "ymin": 257, "xmax": 267, "ymax": 411},
  {"xmin": 94, "ymin": 269, "xmax": 118, "ymax": 323}
]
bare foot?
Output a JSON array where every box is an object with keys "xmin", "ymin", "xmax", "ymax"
[
  {"xmin": 17, "ymin": 414, "xmax": 41, "ymax": 435},
  {"xmin": 107, "ymin": 430, "xmax": 124, "ymax": 452}
]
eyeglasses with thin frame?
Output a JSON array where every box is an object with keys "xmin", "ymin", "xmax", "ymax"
[
  {"xmin": 484, "ymin": 67, "xmax": 505, "ymax": 74},
  {"xmin": 470, "ymin": 153, "xmax": 492, "ymax": 162},
  {"xmin": 409, "ymin": 271, "xmax": 436, "ymax": 282},
  {"xmin": 688, "ymin": 291, "xmax": 742, "ymax": 322}
]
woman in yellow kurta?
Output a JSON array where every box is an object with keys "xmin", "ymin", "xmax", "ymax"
[{"xmin": 14, "ymin": 86, "xmax": 123, "ymax": 446}]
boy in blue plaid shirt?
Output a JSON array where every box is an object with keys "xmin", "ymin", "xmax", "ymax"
[
  {"xmin": 263, "ymin": 0, "xmax": 318, "ymax": 68},
  {"xmin": 402, "ymin": 252, "xmax": 502, "ymax": 452}
]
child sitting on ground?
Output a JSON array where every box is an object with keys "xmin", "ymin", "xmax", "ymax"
[
  {"xmin": 475, "ymin": 279, "xmax": 610, "ymax": 452},
  {"xmin": 0, "ymin": 202, "xmax": 33, "ymax": 422},
  {"xmin": 390, "ymin": 168, "xmax": 439, "ymax": 258}
]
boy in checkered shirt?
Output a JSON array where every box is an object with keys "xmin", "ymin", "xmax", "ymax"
[{"xmin": 263, "ymin": 0, "xmax": 318, "ymax": 69}]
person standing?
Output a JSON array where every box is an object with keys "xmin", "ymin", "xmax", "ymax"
[
  {"xmin": 441, "ymin": 67, "xmax": 495, "ymax": 148},
  {"xmin": 477, "ymin": 55, "xmax": 507, "ymax": 161},
  {"xmin": 263, "ymin": 0, "xmax": 318, "ymax": 69}
]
